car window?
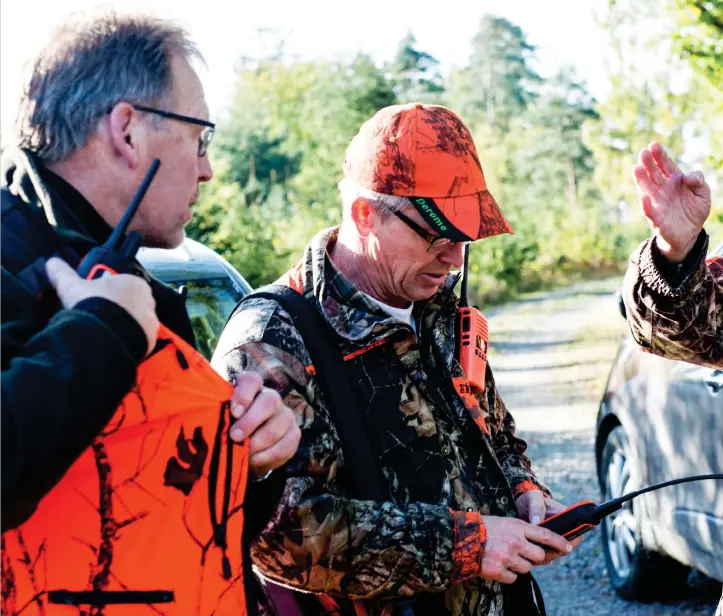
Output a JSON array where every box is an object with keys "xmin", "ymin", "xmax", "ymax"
[{"xmin": 172, "ymin": 277, "xmax": 245, "ymax": 360}]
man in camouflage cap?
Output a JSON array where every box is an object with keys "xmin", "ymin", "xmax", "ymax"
[
  {"xmin": 213, "ymin": 103, "xmax": 580, "ymax": 616},
  {"xmin": 623, "ymin": 142, "xmax": 722, "ymax": 369}
]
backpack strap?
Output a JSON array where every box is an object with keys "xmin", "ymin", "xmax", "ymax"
[{"xmin": 233, "ymin": 284, "xmax": 387, "ymax": 502}]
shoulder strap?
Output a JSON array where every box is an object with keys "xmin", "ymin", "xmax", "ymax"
[{"xmin": 232, "ymin": 284, "xmax": 388, "ymax": 502}]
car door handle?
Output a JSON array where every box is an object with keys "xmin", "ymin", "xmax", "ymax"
[{"xmin": 706, "ymin": 369, "xmax": 723, "ymax": 395}]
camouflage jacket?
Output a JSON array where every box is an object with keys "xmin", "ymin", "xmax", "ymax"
[
  {"xmin": 212, "ymin": 228, "xmax": 550, "ymax": 616},
  {"xmin": 623, "ymin": 232, "xmax": 722, "ymax": 368}
]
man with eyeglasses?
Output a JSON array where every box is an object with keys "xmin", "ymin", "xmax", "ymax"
[
  {"xmin": 213, "ymin": 103, "xmax": 580, "ymax": 616},
  {"xmin": 1, "ymin": 12, "xmax": 299, "ymax": 614}
]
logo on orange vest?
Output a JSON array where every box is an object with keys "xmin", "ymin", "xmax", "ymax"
[{"xmin": 164, "ymin": 427, "xmax": 208, "ymax": 495}]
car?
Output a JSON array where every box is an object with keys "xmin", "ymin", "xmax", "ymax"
[
  {"xmin": 596, "ymin": 239, "xmax": 723, "ymax": 601},
  {"xmin": 137, "ymin": 237, "xmax": 252, "ymax": 360}
]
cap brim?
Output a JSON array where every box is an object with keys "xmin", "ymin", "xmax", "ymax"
[{"xmin": 436, "ymin": 190, "xmax": 513, "ymax": 240}]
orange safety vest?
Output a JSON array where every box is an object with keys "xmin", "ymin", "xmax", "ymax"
[{"xmin": 1, "ymin": 326, "xmax": 249, "ymax": 616}]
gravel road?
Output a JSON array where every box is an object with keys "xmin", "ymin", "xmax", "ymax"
[{"xmin": 486, "ymin": 278, "xmax": 721, "ymax": 616}]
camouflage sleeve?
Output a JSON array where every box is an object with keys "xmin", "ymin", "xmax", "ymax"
[
  {"xmin": 623, "ymin": 234, "xmax": 723, "ymax": 368},
  {"xmin": 212, "ymin": 299, "xmax": 486, "ymax": 599},
  {"xmin": 483, "ymin": 367, "xmax": 551, "ymax": 498}
]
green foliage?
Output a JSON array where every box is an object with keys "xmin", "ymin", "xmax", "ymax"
[
  {"xmin": 591, "ymin": 0, "xmax": 721, "ymax": 233},
  {"xmin": 187, "ymin": 156, "xmax": 290, "ymax": 287},
  {"xmin": 190, "ymin": 15, "xmax": 720, "ymax": 302},
  {"xmin": 190, "ymin": 51, "xmax": 397, "ymax": 285},
  {"xmin": 586, "ymin": 0, "xmax": 697, "ymax": 225},
  {"xmin": 460, "ymin": 61, "xmax": 626, "ymax": 301},
  {"xmin": 671, "ymin": 0, "xmax": 723, "ymax": 89},
  {"xmin": 447, "ymin": 15, "xmax": 541, "ymax": 131},
  {"xmin": 386, "ymin": 31, "xmax": 444, "ymax": 103},
  {"xmin": 287, "ymin": 53, "xmax": 397, "ymax": 212},
  {"xmin": 668, "ymin": 0, "xmax": 723, "ymax": 173}
]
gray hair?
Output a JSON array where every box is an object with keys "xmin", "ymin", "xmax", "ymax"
[
  {"xmin": 15, "ymin": 12, "xmax": 203, "ymax": 164},
  {"xmin": 338, "ymin": 177, "xmax": 411, "ymax": 220}
]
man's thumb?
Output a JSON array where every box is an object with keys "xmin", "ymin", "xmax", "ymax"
[
  {"xmin": 528, "ymin": 491, "xmax": 546, "ymax": 526},
  {"xmin": 46, "ymin": 257, "xmax": 81, "ymax": 306}
]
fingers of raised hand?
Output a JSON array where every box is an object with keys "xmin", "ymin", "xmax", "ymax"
[
  {"xmin": 640, "ymin": 148, "xmax": 666, "ymax": 187},
  {"xmin": 633, "ymin": 164, "xmax": 658, "ymax": 196},
  {"xmin": 649, "ymin": 142, "xmax": 680, "ymax": 177}
]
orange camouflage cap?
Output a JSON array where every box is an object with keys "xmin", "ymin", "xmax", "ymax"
[{"xmin": 342, "ymin": 102, "xmax": 513, "ymax": 241}]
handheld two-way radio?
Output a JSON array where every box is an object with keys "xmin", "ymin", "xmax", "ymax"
[
  {"xmin": 458, "ymin": 243, "xmax": 489, "ymax": 392},
  {"xmin": 538, "ymin": 473, "xmax": 723, "ymax": 541},
  {"xmin": 77, "ymin": 158, "xmax": 161, "ymax": 280}
]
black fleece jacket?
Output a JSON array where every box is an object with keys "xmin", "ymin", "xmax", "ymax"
[{"xmin": 1, "ymin": 148, "xmax": 196, "ymax": 531}]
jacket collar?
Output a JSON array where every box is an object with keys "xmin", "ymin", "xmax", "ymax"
[
  {"xmin": 292, "ymin": 226, "xmax": 460, "ymax": 344},
  {"xmin": 1, "ymin": 147, "xmax": 158, "ymax": 286},
  {"xmin": 2, "ymin": 147, "xmax": 110, "ymax": 247}
]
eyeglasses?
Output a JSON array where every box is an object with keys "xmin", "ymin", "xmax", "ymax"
[
  {"xmin": 134, "ymin": 104, "xmax": 215, "ymax": 157},
  {"xmin": 393, "ymin": 210, "xmax": 468, "ymax": 254}
]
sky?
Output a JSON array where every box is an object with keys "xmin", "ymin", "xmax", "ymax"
[{"xmin": 0, "ymin": 0, "xmax": 610, "ymax": 140}]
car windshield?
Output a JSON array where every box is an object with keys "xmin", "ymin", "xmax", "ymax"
[{"xmin": 171, "ymin": 276, "xmax": 245, "ymax": 360}]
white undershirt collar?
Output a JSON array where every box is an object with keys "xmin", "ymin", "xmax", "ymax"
[{"xmin": 363, "ymin": 293, "xmax": 415, "ymax": 330}]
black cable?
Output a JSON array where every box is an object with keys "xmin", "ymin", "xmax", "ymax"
[
  {"xmin": 594, "ymin": 473, "xmax": 723, "ymax": 519},
  {"xmin": 540, "ymin": 474, "xmax": 723, "ymax": 544}
]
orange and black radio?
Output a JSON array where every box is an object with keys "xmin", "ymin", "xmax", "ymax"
[{"xmin": 458, "ymin": 244, "xmax": 489, "ymax": 392}]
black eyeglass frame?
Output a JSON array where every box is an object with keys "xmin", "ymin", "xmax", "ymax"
[
  {"xmin": 133, "ymin": 104, "xmax": 215, "ymax": 157},
  {"xmin": 393, "ymin": 210, "xmax": 468, "ymax": 254}
]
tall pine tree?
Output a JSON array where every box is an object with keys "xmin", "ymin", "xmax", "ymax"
[{"xmin": 386, "ymin": 31, "xmax": 444, "ymax": 103}]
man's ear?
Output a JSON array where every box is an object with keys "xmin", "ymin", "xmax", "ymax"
[
  {"xmin": 350, "ymin": 198, "xmax": 375, "ymax": 238},
  {"xmin": 107, "ymin": 102, "xmax": 140, "ymax": 169}
]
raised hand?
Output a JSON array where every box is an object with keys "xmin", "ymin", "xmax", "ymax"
[{"xmin": 633, "ymin": 142, "xmax": 711, "ymax": 263}]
